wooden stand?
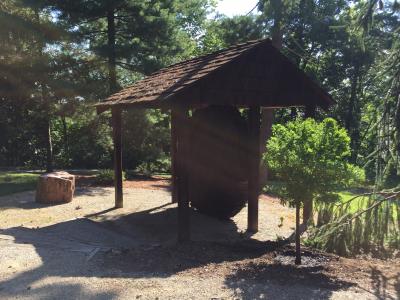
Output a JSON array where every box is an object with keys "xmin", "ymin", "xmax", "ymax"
[
  {"xmin": 112, "ymin": 107, "xmax": 123, "ymax": 208},
  {"xmin": 248, "ymin": 106, "xmax": 261, "ymax": 232}
]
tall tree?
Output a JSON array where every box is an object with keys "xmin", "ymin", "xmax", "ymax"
[
  {"xmin": 41, "ymin": 0, "xmax": 212, "ymax": 94},
  {"xmin": 198, "ymin": 14, "xmax": 266, "ymax": 53},
  {"xmin": 0, "ymin": 0, "xmax": 66, "ymax": 171}
]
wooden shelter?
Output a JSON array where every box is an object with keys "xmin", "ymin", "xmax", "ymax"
[{"xmin": 96, "ymin": 38, "xmax": 334, "ymax": 242}]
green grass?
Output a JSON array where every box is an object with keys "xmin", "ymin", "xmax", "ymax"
[
  {"xmin": 0, "ymin": 172, "xmax": 40, "ymax": 196},
  {"xmin": 337, "ymin": 191, "xmax": 370, "ymax": 212},
  {"xmin": 338, "ymin": 191, "xmax": 398, "ymax": 219}
]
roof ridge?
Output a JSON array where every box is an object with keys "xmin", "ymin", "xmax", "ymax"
[
  {"xmin": 113, "ymin": 39, "xmax": 270, "ymax": 95},
  {"xmin": 153, "ymin": 38, "xmax": 269, "ymax": 75}
]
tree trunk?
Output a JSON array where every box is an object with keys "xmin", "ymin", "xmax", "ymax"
[
  {"xmin": 259, "ymin": 0, "xmax": 282, "ymax": 187},
  {"xmin": 291, "ymin": 0, "xmax": 307, "ymax": 120},
  {"xmin": 35, "ymin": 8, "xmax": 53, "ymax": 173},
  {"xmin": 295, "ymin": 201, "xmax": 301, "ymax": 265},
  {"xmin": 61, "ymin": 115, "xmax": 69, "ymax": 156},
  {"xmin": 270, "ymin": 0, "xmax": 283, "ymax": 49},
  {"xmin": 395, "ymin": 92, "xmax": 400, "ymax": 158},
  {"xmin": 107, "ymin": 5, "xmax": 117, "ymax": 94},
  {"xmin": 45, "ymin": 115, "xmax": 53, "ymax": 172},
  {"xmin": 302, "ymin": 199, "xmax": 313, "ymax": 227},
  {"xmin": 345, "ymin": 63, "xmax": 361, "ymax": 163}
]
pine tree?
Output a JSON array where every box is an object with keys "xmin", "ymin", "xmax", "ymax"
[{"xmin": 39, "ymin": 0, "xmax": 212, "ymax": 94}]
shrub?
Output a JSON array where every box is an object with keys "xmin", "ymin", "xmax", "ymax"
[
  {"xmin": 346, "ymin": 164, "xmax": 366, "ymax": 187},
  {"xmin": 264, "ymin": 118, "xmax": 360, "ymax": 263},
  {"xmin": 96, "ymin": 169, "xmax": 126, "ymax": 184},
  {"xmin": 265, "ymin": 118, "xmax": 357, "ymax": 202}
]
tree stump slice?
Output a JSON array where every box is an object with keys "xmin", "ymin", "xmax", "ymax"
[{"xmin": 35, "ymin": 171, "xmax": 75, "ymax": 204}]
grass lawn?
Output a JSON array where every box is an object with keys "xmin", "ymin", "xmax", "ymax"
[
  {"xmin": 0, "ymin": 172, "xmax": 40, "ymax": 196},
  {"xmin": 337, "ymin": 191, "xmax": 370, "ymax": 212},
  {"xmin": 338, "ymin": 190, "xmax": 399, "ymax": 220}
]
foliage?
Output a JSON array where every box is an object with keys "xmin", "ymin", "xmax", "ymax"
[
  {"xmin": 0, "ymin": 0, "xmax": 212, "ymax": 172},
  {"xmin": 264, "ymin": 118, "xmax": 366, "ymax": 263},
  {"xmin": 264, "ymin": 118, "xmax": 362, "ymax": 206},
  {"xmin": 306, "ymin": 190, "xmax": 400, "ymax": 256},
  {"xmin": 95, "ymin": 169, "xmax": 126, "ymax": 185},
  {"xmin": 198, "ymin": 15, "xmax": 266, "ymax": 54},
  {"xmin": 122, "ymin": 109, "xmax": 171, "ymax": 172}
]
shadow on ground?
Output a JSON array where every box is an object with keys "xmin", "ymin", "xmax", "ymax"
[
  {"xmin": 0, "ymin": 187, "xmax": 111, "ymax": 210},
  {"xmin": 224, "ymin": 249, "xmax": 353, "ymax": 300},
  {"xmin": 91, "ymin": 204, "xmax": 248, "ymax": 245},
  {"xmin": 0, "ymin": 203, "xmax": 361, "ymax": 299},
  {"xmin": 368, "ymin": 266, "xmax": 400, "ymax": 300}
]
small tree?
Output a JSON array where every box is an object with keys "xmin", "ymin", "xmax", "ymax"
[{"xmin": 264, "ymin": 118, "xmax": 360, "ymax": 264}]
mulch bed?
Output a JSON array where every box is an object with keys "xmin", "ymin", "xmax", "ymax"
[{"xmin": 75, "ymin": 174, "xmax": 171, "ymax": 191}]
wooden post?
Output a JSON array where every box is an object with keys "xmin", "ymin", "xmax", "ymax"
[
  {"xmin": 305, "ymin": 104, "xmax": 316, "ymax": 119},
  {"xmin": 171, "ymin": 109, "xmax": 178, "ymax": 203},
  {"xmin": 112, "ymin": 107, "xmax": 123, "ymax": 208},
  {"xmin": 248, "ymin": 106, "xmax": 261, "ymax": 233},
  {"xmin": 176, "ymin": 108, "xmax": 190, "ymax": 242}
]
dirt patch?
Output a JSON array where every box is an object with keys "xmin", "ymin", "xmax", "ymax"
[
  {"xmin": 123, "ymin": 176, "xmax": 170, "ymax": 191},
  {"xmin": 96, "ymin": 241, "xmax": 399, "ymax": 299},
  {"xmin": 75, "ymin": 174, "xmax": 171, "ymax": 191}
]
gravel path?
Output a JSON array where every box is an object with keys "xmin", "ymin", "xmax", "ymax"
[{"xmin": 0, "ymin": 185, "xmax": 398, "ymax": 299}]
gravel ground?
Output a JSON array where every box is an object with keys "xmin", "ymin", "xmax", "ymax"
[{"xmin": 0, "ymin": 181, "xmax": 399, "ymax": 299}]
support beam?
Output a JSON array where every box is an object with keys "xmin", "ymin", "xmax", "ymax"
[
  {"xmin": 170, "ymin": 109, "xmax": 178, "ymax": 203},
  {"xmin": 176, "ymin": 108, "xmax": 190, "ymax": 242},
  {"xmin": 112, "ymin": 107, "xmax": 123, "ymax": 208},
  {"xmin": 248, "ymin": 106, "xmax": 261, "ymax": 233}
]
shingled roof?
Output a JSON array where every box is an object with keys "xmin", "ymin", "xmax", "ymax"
[{"xmin": 96, "ymin": 39, "xmax": 334, "ymax": 113}]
